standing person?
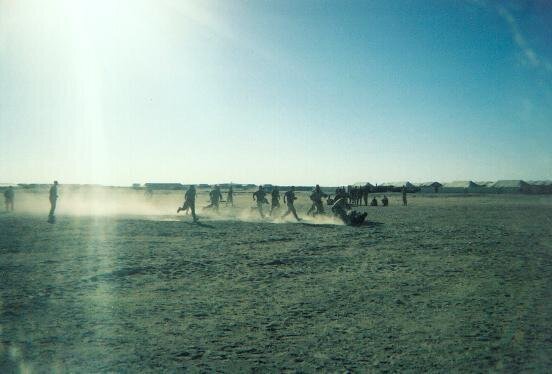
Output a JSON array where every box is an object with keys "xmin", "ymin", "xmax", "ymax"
[
  {"xmin": 226, "ymin": 185, "xmax": 234, "ymax": 207},
  {"xmin": 208, "ymin": 185, "xmax": 223, "ymax": 212},
  {"xmin": 252, "ymin": 185, "xmax": 268, "ymax": 218},
  {"xmin": 402, "ymin": 187, "xmax": 408, "ymax": 206},
  {"xmin": 178, "ymin": 185, "xmax": 198, "ymax": 222},
  {"xmin": 48, "ymin": 181, "xmax": 59, "ymax": 223},
  {"xmin": 4, "ymin": 186, "xmax": 14, "ymax": 212},
  {"xmin": 363, "ymin": 185, "xmax": 369, "ymax": 206},
  {"xmin": 270, "ymin": 186, "xmax": 280, "ymax": 216},
  {"xmin": 282, "ymin": 186, "xmax": 301, "ymax": 221},
  {"xmin": 382, "ymin": 195, "xmax": 389, "ymax": 206}
]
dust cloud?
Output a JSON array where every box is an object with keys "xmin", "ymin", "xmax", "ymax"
[{"xmin": 8, "ymin": 187, "xmax": 344, "ymax": 225}]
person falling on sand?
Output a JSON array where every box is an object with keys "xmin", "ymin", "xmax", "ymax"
[
  {"xmin": 252, "ymin": 185, "xmax": 269, "ymax": 218},
  {"xmin": 4, "ymin": 186, "xmax": 14, "ymax": 212},
  {"xmin": 282, "ymin": 186, "xmax": 301, "ymax": 221},
  {"xmin": 270, "ymin": 186, "xmax": 281, "ymax": 216},
  {"xmin": 177, "ymin": 185, "xmax": 198, "ymax": 222},
  {"xmin": 48, "ymin": 181, "xmax": 58, "ymax": 223}
]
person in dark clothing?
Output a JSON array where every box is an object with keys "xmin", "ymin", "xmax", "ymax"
[
  {"xmin": 282, "ymin": 186, "xmax": 301, "ymax": 221},
  {"xmin": 370, "ymin": 197, "xmax": 378, "ymax": 206},
  {"xmin": 382, "ymin": 195, "xmax": 389, "ymax": 206},
  {"xmin": 363, "ymin": 186, "xmax": 369, "ymax": 206},
  {"xmin": 307, "ymin": 184, "xmax": 327, "ymax": 216},
  {"xmin": 253, "ymin": 185, "xmax": 269, "ymax": 218},
  {"xmin": 48, "ymin": 181, "xmax": 58, "ymax": 223},
  {"xmin": 206, "ymin": 185, "xmax": 223, "ymax": 212},
  {"xmin": 178, "ymin": 185, "xmax": 198, "ymax": 221},
  {"xmin": 331, "ymin": 197, "xmax": 367, "ymax": 226},
  {"xmin": 4, "ymin": 186, "xmax": 14, "ymax": 212},
  {"xmin": 402, "ymin": 187, "xmax": 407, "ymax": 206},
  {"xmin": 227, "ymin": 185, "xmax": 234, "ymax": 207},
  {"xmin": 270, "ymin": 187, "xmax": 281, "ymax": 216}
]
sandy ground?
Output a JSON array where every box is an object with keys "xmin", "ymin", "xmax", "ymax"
[{"xmin": 1, "ymin": 191, "xmax": 552, "ymax": 372}]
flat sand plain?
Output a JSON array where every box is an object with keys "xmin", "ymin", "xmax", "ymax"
[{"xmin": 1, "ymin": 191, "xmax": 551, "ymax": 372}]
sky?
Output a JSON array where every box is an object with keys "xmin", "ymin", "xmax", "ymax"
[{"xmin": 0, "ymin": 0, "xmax": 551, "ymax": 186}]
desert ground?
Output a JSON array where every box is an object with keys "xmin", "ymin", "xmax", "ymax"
[{"xmin": 1, "ymin": 189, "xmax": 551, "ymax": 372}]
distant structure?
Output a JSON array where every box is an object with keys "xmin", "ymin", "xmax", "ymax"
[
  {"xmin": 132, "ymin": 183, "xmax": 141, "ymax": 189},
  {"xmin": 416, "ymin": 182, "xmax": 442, "ymax": 193},
  {"xmin": 441, "ymin": 181, "xmax": 479, "ymax": 193},
  {"xmin": 491, "ymin": 180, "xmax": 530, "ymax": 194},
  {"xmin": 144, "ymin": 183, "xmax": 184, "ymax": 190},
  {"xmin": 526, "ymin": 180, "xmax": 552, "ymax": 194}
]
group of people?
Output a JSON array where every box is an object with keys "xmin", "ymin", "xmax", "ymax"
[
  {"xmin": 177, "ymin": 184, "xmax": 302, "ymax": 222},
  {"xmin": 3, "ymin": 182, "xmax": 59, "ymax": 223},
  {"xmin": 3, "ymin": 181, "xmax": 407, "ymax": 227},
  {"xmin": 176, "ymin": 184, "xmax": 379, "ymax": 226}
]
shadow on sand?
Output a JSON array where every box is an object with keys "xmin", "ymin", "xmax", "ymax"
[{"xmin": 361, "ymin": 220, "xmax": 384, "ymax": 228}]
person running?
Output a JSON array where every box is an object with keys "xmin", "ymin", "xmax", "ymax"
[
  {"xmin": 48, "ymin": 181, "xmax": 59, "ymax": 223},
  {"xmin": 206, "ymin": 185, "xmax": 223, "ymax": 212},
  {"xmin": 252, "ymin": 185, "xmax": 269, "ymax": 218},
  {"xmin": 307, "ymin": 184, "xmax": 327, "ymax": 216},
  {"xmin": 226, "ymin": 185, "xmax": 234, "ymax": 207},
  {"xmin": 4, "ymin": 186, "xmax": 14, "ymax": 212},
  {"xmin": 177, "ymin": 185, "xmax": 198, "ymax": 221},
  {"xmin": 402, "ymin": 187, "xmax": 407, "ymax": 206},
  {"xmin": 270, "ymin": 186, "xmax": 280, "ymax": 216},
  {"xmin": 282, "ymin": 186, "xmax": 301, "ymax": 221}
]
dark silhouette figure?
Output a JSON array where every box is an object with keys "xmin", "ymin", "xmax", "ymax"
[
  {"xmin": 270, "ymin": 187, "xmax": 280, "ymax": 215},
  {"xmin": 370, "ymin": 197, "xmax": 378, "ymax": 206},
  {"xmin": 307, "ymin": 184, "xmax": 327, "ymax": 216},
  {"xmin": 48, "ymin": 181, "xmax": 58, "ymax": 223},
  {"xmin": 178, "ymin": 185, "xmax": 198, "ymax": 221},
  {"xmin": 382, "ymin": 195, "xmax": 389, "ymax": 206},
  {"xmin": 282, "ymin": 186, "xmax": 301, "ymax": 221},
  {"xmin": 402, "ymin": 188, "xmax": 407, "ymax": 206},
  {"xmin": 227, "ymin": 186, "xmax": 234, "ymax": 207},
  {"xmin": 206, "ymin": 185, "xmax": 223, "ymax": 212},
  {"xmin": 331, "ymin": 197, "xmax": 367, "ymax": 226},
  {"xmin": 253, "ymin": 185, "xmax": 269, "ymax": 218},
  {"xmin": 363, "ymin": 186, "xmax": 369, "ymax": 206},
  {"xmin": 4, "ymin": 186, "xmax": 14, "ymax": 212}
]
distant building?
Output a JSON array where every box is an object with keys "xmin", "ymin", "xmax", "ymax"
[
  {"xmin": 353, "ymin": 182, "xmax": 375, "ymax": 189},
  {"xmin": 132, "ymin": 183, "xmax": 141, "ymax": 189},
  {"xmin": 144, "ymin": 183, "xmax": 184, "ymax": 190},
  {"xmin": 526, "ymin": 180, "xmax": 552, "ymax": 194},
  {"xmin": 380, "ymin": 181, "xmax": 415, "ymax": 189},
  {"xmin": 416, "ymin": 182, "xmax": 443, "ymax": 193},
  {"xmin": 442, "ymin": 181, "xmax": 480, "ymax": 193},
  {"xmin": 491, "ymin": 180, "xmax": 530, "ymax": 194}
]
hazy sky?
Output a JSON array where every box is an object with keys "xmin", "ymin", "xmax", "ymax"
[{"xmin": 1, "ymin": 0, "xmax": 551, "ymax": 186}]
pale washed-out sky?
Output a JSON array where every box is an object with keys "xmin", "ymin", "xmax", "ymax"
[{"xmin": 0, "ymin": 0, "xmax": 551, "ymax": 186}]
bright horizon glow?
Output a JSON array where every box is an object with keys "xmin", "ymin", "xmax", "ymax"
[{"xmin": 1, "ymin": 0, "xmax": 551, "ymax": 186}]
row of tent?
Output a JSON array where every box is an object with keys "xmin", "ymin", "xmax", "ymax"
[{"xmin": 355, "ymin": 180, "xmax": 552, "ymax": 194}]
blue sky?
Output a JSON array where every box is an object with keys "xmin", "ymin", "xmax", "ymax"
[{"xmin": 0, "ymin": 0, "xmax": 551, "ymax": 185}]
